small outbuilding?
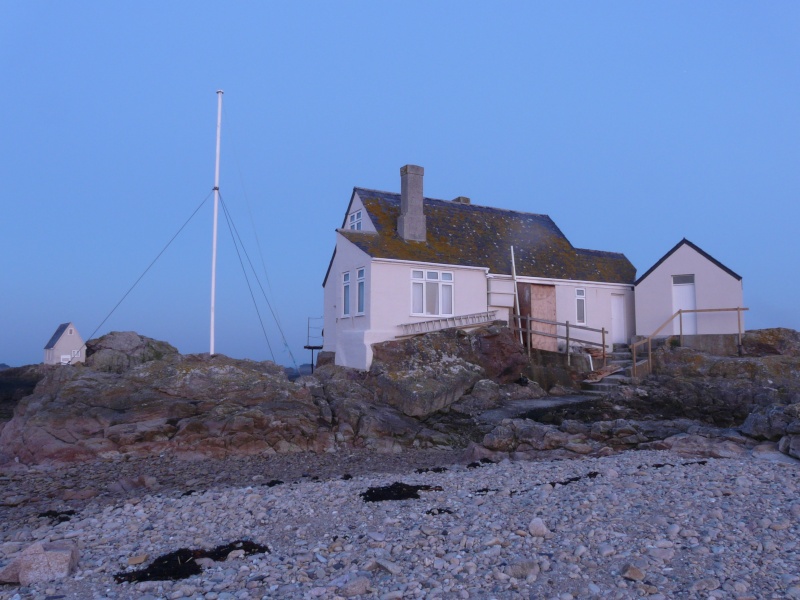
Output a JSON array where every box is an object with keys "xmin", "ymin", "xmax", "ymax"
[
  {"xmin": 634, "ymin": 239, "xmax": 744, "ymax": 338},
  {"xmin": 44, "ymin": 322, "xmax": 85, "ymax": 365}
]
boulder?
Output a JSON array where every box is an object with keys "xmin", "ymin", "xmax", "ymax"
[
  {"xmin": 0, "ymin": 541, "xmax": 79, "ymax": 585},
  {"xmin": 367, "ymin": 324, "xmax": 534, "ymax": 418},
  {"xmin": 778, "ymin": 435, "xmax": 800, "ymax": 460},
  {"xmin": 368, "ymin": 336, "xmax": 483, "ymax": 418},
  {"xmin": 481, "ymin": 418, "xmax": 589, "ymax": 454},
  {"xmin": 314, "ymin": 365, "xmax": 459, "ymax": 450},
  {"xmin": 741, "ymin": 404, "xmax": 800, "ymax": 441},
  {"xmin": 85, "ymin": 331, "xmax": 179, "ymax": 373},
  {"xmin": 657, "ymin": 433, "xmax": 750, "ymax": 459}
]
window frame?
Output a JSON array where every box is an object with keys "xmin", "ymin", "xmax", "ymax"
[
  {"xmin": 575, "ymin": 288, "xmax": 586, "ymax": 325},
  {"xmin": 411, "ymin": 269, "xmax": 454, "ymax": 317},
  {"xmin": 356, "ymin": 267, "xmax": 365, "ymax": 315},
  {"xmin": 342, "ymin": 272, "xmax": 351, "ymax": 317},
  {"xmin": 672, "ymin": 274, "xmax": 695, "ymax": 285},
  {"xmin": 348, "ymin": 210, "xmax": 363, "ymax": 231}
]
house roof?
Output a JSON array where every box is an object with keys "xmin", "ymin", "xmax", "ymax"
[
  {"xmin": 634, "ymin": 238, "xmax": 742, "ymax": 286},
  {"xmin": 44, "ymin": 322, "xmax": 71, "ymax": 349},
  {"xmin": 333, "ymin": 188, "xmax": 636, "ymax": 284}
]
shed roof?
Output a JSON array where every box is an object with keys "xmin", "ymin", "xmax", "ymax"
[
  {"xmin": 44, "ymin": 322, "xmax": 71, "ymax": 349},
  {"xmin": 333, "ymin": 188, "xmax": 635, "ymax": 284},
  {"xmin": 635, "ymin": 238, "xmax": 742, "ymax": 286}
]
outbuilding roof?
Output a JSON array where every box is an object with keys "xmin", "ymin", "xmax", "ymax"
[
  {"xmin": 334, "ymin": 188, "xmax": 635, "ymax": 284},
  {"xmin": 634, "ymin": 238, "xmax": 742, "ymax": 286},
  {"xmin": 44, "ymin": 322, "xmax": 71, "ymax": 349}
]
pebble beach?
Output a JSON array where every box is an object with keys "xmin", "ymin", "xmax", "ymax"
[{"xmin": 1, "ymin": 449, "xmax": 799, "ymax": 599}]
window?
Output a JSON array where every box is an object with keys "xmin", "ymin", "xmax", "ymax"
[
  {"xmin": 672, "ymin": 274, "xmax": 695, "ymax": 285},
  {"xmin": 411, "ymin": 270, "xmax": 453, "ymax": 316},
  {"xmin": 72, "ymin": 349, "xmax": 80, "ymax": 358},
  {"xmin": 349, "ymin": 210, "xmax": 362, "ymax": 230},
  {"xmin": 68, "ymin": 328, "xmax": 73, "ymax": 335},
  {"xmin": 357, "ymin": 268, "xmax": 365, "ymax": 314},
  {"xmin": 342, "ymin": 272, "xmax": 351, "ymax": 316},
  {"xmin": 576, "ymin": 288, "xmax": 586, "ymax": 325}
]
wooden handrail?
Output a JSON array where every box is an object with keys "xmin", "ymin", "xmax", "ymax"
[
  {"xmin": 512, "ymin": 313, "xmax": 607, "ymax": 367},
  {"xmin": 631, "ymin": 307, "xmax": 749, "ymax": 377}
]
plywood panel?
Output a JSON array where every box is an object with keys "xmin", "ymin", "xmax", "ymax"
[{"xmin": 517, "ymin": 283, "xmax": 557, "ymax": 352}]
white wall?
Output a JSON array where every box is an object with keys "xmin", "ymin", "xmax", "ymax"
[
  {"xmin": 323, "ymin": 238, "xmax": 493, "ymax": 369},
  {"xmin": 635, "ymin": 243, "xmax": 744, "ymax": 336},
  {"xmin": 511, "ymin": 278, "xmax": 634, "ymax": 350},
  {"xmin": 322, "ymin": 235, "xmax": 373, "ymax": 368},
  {"xmin": 554, "ymin": 280, "xmax": 634, "ymax": 350}
]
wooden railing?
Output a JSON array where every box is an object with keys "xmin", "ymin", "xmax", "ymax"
[
  {"xmin": 512, "ymin": 314, "xmax": 607, "ymax": 367},
  {"xmin": 631, "ymin": 307, "xmax": 748, "ymax": 377}
]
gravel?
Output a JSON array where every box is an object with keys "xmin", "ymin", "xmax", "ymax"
[{"xmin": 1, "ymin": 448, "xmax": 799, "ymax": 599}]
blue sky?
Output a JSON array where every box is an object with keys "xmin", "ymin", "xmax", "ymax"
[{"xmin": 2, "ymin": 2, "xmax": 798, "ymax": 367}]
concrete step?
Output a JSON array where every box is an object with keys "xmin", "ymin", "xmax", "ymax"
[
  {"xmin": 608, "ymin": 359, "xmax": 633, "ymax": 367},
  {"xmin": 622, "ymin": 360, "xmax": 650, "ymax": 377},
  {"xmin": 581, "ymin": 389, "xmax": 608, "ymax": 397},
  {"xmin": 581, "ymin": 381, "xmax": 618, "ymax": 393}
]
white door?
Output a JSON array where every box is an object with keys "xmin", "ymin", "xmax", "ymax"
[
  {"xmin": 672, "ymin": 277, "xmax": 697, "ymax": 335},
  {"xmin": 611, "ymin": 294, "xmax": 627, "ymax": 345}
]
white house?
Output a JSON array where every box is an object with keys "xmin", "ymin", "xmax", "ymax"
[
  {"xmin": 44, "ymin": 322, "xmax": 85, "ymax": 365},
  {"xmin": 322, "ymin": 165, "xmax": 637, "ymax": 370},
  {"xmin": 634, "ymin": 238, "xmax": 744, "ymax": 337}
]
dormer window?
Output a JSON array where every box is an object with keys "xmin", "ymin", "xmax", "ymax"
[{"xmin": 349, "ymin": 210, "xmax": 362, "ymax": 230}]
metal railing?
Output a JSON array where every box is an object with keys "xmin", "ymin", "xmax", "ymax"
[
  {"xmin": 398, "ymin": 310, "xmax": 498, "ymax": 337},
  {"xmin": 303, "ymin": 316, "xmax": 324, "ymax": 373},
  {"xmin": 512, "ymin": 314, "xmax": 607, "ymax": 367},
  {"xmin": 631, "ymin": 307, "xmax": 748, "ymax": 377}
]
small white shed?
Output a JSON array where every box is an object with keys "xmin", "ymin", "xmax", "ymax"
[
  {"xmin": 44, "ymin": 322, "xmax": 85, "ymax": 365},
  {"xmin": 634, "ymin": 239, "xmax": 744, "ymax": 337}
]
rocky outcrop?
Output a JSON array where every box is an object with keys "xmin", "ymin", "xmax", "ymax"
[
  {"xmin": 518, "ymin": 328, "xmax": 800, "ymax": 461},
  {"xmin": 742, "ymin": 327, "xmax": 800, "ymax": 357},
  {"xmin": 12, "ymin": 326, "xmax": 798, "ymax": 466},
  {"xmin": 475, "ymin": 416, "xmax": 755, "ymax": 462},
  {"xmin": 0, "ymin": 327, "xmax": 560, "ymax": 465},
  {"xmin": 0, "ymin": 333, "xmax": 334, "ymax": 464}
]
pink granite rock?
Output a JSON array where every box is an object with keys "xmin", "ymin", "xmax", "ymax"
[{"xmin": 0, "ymin": 541, "xmax": 79, "ymax": 585}]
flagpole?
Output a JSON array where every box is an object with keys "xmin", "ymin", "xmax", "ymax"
[{"xmin": 210, "ymin": 90, "xmax": 223, "ymax": 355}]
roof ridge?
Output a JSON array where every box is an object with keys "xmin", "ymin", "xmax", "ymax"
[{"xmin": 355, "ymin": 187, "xmax": 553, "ymax": 220}]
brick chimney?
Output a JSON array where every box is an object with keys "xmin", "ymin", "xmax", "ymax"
[{"xmin": 398, "ymin": 165, "xmax": 426, "ymax": 242}]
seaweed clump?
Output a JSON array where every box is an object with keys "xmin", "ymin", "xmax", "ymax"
[{"xmin": 114, "ymin": 540, "xmax": 269, "ymax": 583}]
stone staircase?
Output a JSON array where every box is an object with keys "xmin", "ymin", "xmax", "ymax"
[{"xmin": 581, "ymin": 344, "xmax": 647, "ymax": 396}]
